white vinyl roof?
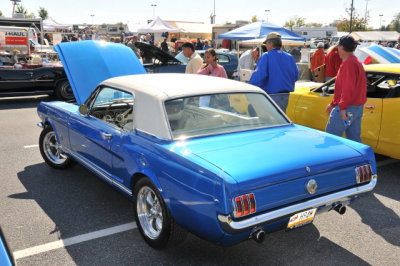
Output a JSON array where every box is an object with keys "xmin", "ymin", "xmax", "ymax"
[{"xmin": 101, "ymin": 74, "xmax": 264, "ymax": 140}]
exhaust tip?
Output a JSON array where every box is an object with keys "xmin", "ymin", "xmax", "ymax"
[
  {"xmin": 252, "ymin": 229, "xmax": 265, "ymax": 244},
  {"xmin": 334, "ymin": 204, "xmax": 346, "ymax": 215}
]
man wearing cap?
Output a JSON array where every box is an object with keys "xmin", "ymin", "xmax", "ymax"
[
  {"xmin": 325, "ymin": 35, "xmax": 367, "ymax": 143},
  {"xmin": 249, "ymin": 32, "xmax": 299, "ymax": 113},
  {"xmin": 310, "ymin": 42, "xmax": 325, "ymax": 81}
]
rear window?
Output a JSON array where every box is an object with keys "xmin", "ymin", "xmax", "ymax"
[{"xmin": 165, "ymin": 92, "xmax": 289, "ymax": 139}]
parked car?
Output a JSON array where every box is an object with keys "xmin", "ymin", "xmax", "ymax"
[
  {"xmin": 135, "ymin": 41, "xmax": 238, "ymax": 78},
  {"xmin": 37, "ymin": 41, "xmax": 377, "ymax": 249},
  {"xmin": 287, "ymin": 63, "xmax": 400, "ymax": 159},
  {"xmin": 175, "ymin": 50, "xmax": 238, "ymax": 79},
  {"xmin": 0, "ymin": 63, "xmax": 74, "ymax": 101},
  {"xmin": 0, "ymin": 227, "xmax": 15, "ymax": 266}
]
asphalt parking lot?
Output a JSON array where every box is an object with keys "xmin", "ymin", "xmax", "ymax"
[{"xmin": 0, "ymin": 95, "xmax": 399, "ymax": 266}]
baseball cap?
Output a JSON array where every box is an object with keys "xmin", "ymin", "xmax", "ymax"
[
  {"xmin": 338, "ymin": 35, "xmax": 358, "ymax": 52},
  {"xmin": 263, "ymin": 32, "xmax": 281, "ymax": 44}
]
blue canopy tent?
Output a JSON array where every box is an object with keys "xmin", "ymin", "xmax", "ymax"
[{"xmin": 218, "ymin": 20, "xmax": 305, "ymax": 41}]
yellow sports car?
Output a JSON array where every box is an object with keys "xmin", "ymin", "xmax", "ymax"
[{"xmin": 287, "ymin": 64, "xmax": 400, "ymax": 159}]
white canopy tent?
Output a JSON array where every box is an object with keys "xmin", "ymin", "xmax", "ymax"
[
  {"xmin": 137, "ymin": 17, "xmax": 180, "ymax": 33},
  {"xmin": 350, "ymin": 31, "xmax": 400, "ymax": 42},
  {"xmin": 137, "ymin": 17, "xmax": 180, "ymax": 44},
  {"xmin": 43, "ymin": 17, "xmax": 70, "ymax": 31}
]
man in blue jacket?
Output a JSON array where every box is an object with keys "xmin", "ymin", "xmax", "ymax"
[{"xmin": 249, "ymin": 32, "xmax": 299, "ymax": 113}]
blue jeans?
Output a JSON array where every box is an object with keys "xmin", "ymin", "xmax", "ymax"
[
  {"xmin": 269, "ymin": 93, "xmax": 290, "ymax": 113},
  {"xmin": 326, "ymin": 105, "xmax": 364, "ymax": 142}
]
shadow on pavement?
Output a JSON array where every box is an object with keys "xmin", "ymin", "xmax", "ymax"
[
  {"xmin": 351, "ymin": 161, "xmax": 400, "ymax": 247},
  {"xmin": 11, "ymin": 162, "xmax": 370, "ymax": 265},
  {"xmin": 0, "ymin": 95, "xmax": 53, "ymax": 110}
]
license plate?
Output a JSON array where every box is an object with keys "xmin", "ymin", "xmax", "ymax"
[{"xmin": 287, "ymin": 208, "xmax": 317, "ymax": 229}]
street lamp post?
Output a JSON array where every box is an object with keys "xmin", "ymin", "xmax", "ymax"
[
  {"xmin": 379, "ymin": 14, "xmax": 383, "ymax": 29},
  {"xmin": 10, "ymin": 0, "xmax": 21, "ymax": 15},
  {"xmin": 265, "ymin": 10, "xmax": 270, "ymax": 22},
  {"xmin": 151, "ymin": 4, "xmax": 157, "ymax": 20},
  {"xmin": 90, "ymin": 14, "xmax": 95, "ymax": 25}
]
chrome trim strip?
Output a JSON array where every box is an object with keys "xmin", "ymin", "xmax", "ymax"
[
  {"xmin": 218, "ymin": 176, "xmax": 377, "ymax": 234},
  {"xmin": 62, "ymin": 147, "xmax": 132, "ymax": 196}
]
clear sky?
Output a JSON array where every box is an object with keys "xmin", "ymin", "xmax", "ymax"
[{"xmin": 0, "ymin": 0, "xmax": 398, "ymax": 30}]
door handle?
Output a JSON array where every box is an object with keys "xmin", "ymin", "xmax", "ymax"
[
  {"xmin": 365, "ymin": 105, "xmax": 375, "ymax": 110},
  {"xmin": 101, "ymin": 132, "xmax": 113, "ymax": 140}
]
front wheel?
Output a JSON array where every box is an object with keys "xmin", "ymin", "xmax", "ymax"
[
  {"xmin": 39, "ymin": 126, "xmax": 72, "ymax": 169},
  {"xmin": 55, "ymin": 80, "xmax": 75, "ymax": 101},
  {"xmin": 134, "ymin": 178, "xmax": 187, "ymax": 249}
]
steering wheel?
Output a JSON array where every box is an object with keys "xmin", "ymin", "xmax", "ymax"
[{"xmin": 104, "ymin": 101, "xmax": 132, "ymax": 125}]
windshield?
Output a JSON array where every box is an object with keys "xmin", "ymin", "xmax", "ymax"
[{"xmin": 165, "ymin": 92, "xmax": 289, "ymax": 139}]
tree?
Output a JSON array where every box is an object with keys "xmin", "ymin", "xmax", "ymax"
[
  {"xmin": 284, "ymin": 16, "xmax": 306, "ymax": 30},
  {"xmin": 0, "ymin": 10, "xmax": 3, "ymax": 16},
  {"xmin": 388, "ymin": 12, "xmax": 400, "ymax": 32},
  {"xmin": 15, "ymin": 5, "xmax": 28, "ymax": 16},
  {"xmin": 336, "ymin": 11, "xmax": 369, "ymax": 32},
  {"xmin": 336, "ymin": 8, "xmax": 371, "ymax": 32},
  {"xmin": 305, "ymin": 22, "xmax": 323, "ymax": 27},
  {"xmin": 251, "ymin": 15, "xmax": 258, "ymax": 22},
  {"xmin": 38, "ymin": 7, "xmax": 48, "ymax": 20}
]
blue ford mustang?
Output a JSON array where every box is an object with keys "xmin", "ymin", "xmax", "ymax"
[{"xmin": 37, "ymin": 41, "xmax": 377, "ymax": 249}]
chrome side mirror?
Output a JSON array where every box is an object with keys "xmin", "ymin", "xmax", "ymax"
[
  {"xmin": 79, "ymin": 104, "xmax": 88, "ymax": 115},
  {"xmin": 320, "ymin": 86, "xmax": 329, "ymax": 97}
]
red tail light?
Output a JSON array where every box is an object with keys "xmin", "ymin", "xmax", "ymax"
[
  {"xmin": 355, "ymin": 164, "xmax": 373, "ymax": 183},
  {"xmin": 233, "ymin": 193, "xmax": 256, "ymax": 218}
]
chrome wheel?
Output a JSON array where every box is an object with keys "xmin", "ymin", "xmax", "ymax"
[
  {"xmin": 43, "ymin": 131, "xmax": 67, "ymax": 165},
  {"xmin": 137, "ymin": 186, "xmax": 163, "ymax": 239}
]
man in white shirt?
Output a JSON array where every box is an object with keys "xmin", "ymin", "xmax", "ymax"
[
  {"xmin": 182, "ymin": 42, "xmax": 203, "ymax": 74},
  {"xmin": 238, "ymin": 48, "xmax": 259, "ymax": 72}
]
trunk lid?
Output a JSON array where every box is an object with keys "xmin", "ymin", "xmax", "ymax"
[{"xmin": 180, "ymin": 125, "xmax": 365, "ymax": 212}]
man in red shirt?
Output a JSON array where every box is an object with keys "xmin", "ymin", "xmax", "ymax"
[
  {"xmin": 325, "ymin": 46, "xmax": 342, "ymax": 80},
  {"xmin": 311, "ymin": 42, "xmax": 325, "ymax": 81},
  {"xmin": 325, "ymin": 35, "xmax": 367, "ymax": 143}
]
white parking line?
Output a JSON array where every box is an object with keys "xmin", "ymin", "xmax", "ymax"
[
  {"xmin": 377, "ymin": 159, "xmax": 399, "ymax": 168},
  {"xmin": 13, "ymin": 222, "xmax": 137, "ymax": 260},
  {"xmin": 23, "ymin": 144, "xmax": 39, "ymax": 148}
]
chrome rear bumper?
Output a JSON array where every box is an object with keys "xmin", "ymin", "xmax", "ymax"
[{"xmin": 218, "ymin": 176, "xmax": 377, "ymax": 234}]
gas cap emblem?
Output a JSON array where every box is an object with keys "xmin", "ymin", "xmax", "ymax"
[
  {"xmin": 306, "ymin": 179, "xmax": 318, "ymax": 194},
  {"xmin": 306, "ymin": 166, "xmax": 311, "ymax": 173}
]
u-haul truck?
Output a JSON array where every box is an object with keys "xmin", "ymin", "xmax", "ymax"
[{"xmin": 0, "ymin": 26, "xmax": 38, "ymax": 53}]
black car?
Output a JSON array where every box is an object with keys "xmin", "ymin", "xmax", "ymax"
[
  {"xmin": 135, "ymin": 42, "xmax": 238, "ymax": 78},
  {"xmin": 0, "ymin": 64, "xmax": 74, "ymax": 101},
  {"xmin": 135, "ymin": 41, "xmax": 186, "ymax": 74}
]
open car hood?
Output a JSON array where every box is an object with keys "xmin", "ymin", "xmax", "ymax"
[
  {"xmin": 55, "ymin": 40, "xmax": 146, "ymax": 105},
  {"xmin": 135, "ymin": 41, "xmax": 182, "ymax": 64}
]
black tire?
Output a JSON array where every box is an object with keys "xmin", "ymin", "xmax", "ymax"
[
  {"xmin": 39, "ymin": 126, "xmax": 72, "ymax": 169},
  {"xmin": 133, "ymin": 177, "xmax": 187, "ymax": 249},
  {"xmin": 55, "ymin": 80, "xmax": 75, "ymax": 101}
]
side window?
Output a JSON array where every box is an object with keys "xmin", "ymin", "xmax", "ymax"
[
  {"xmin": 89, "ymin": 87, "xmax": 134, "ymax": 130},
  {"xmin": 367, "ymin": 73, "xmax": 400, "ymax": 98},
  {"xmin": 217, "ymin": 54, "xmax": 230, "ymax": 63}
]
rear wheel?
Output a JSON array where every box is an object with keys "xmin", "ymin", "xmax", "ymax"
[
  {"xmin": 39, "ymin": 126, "xmax": 72, "ymax": 169},
  {"xmin": 133, "ymin": 177, "xmax": 187, "ymax": 249},
  {"xmin": 55, "ymin": 80, "xmax": 74, "ymax": 101}
]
